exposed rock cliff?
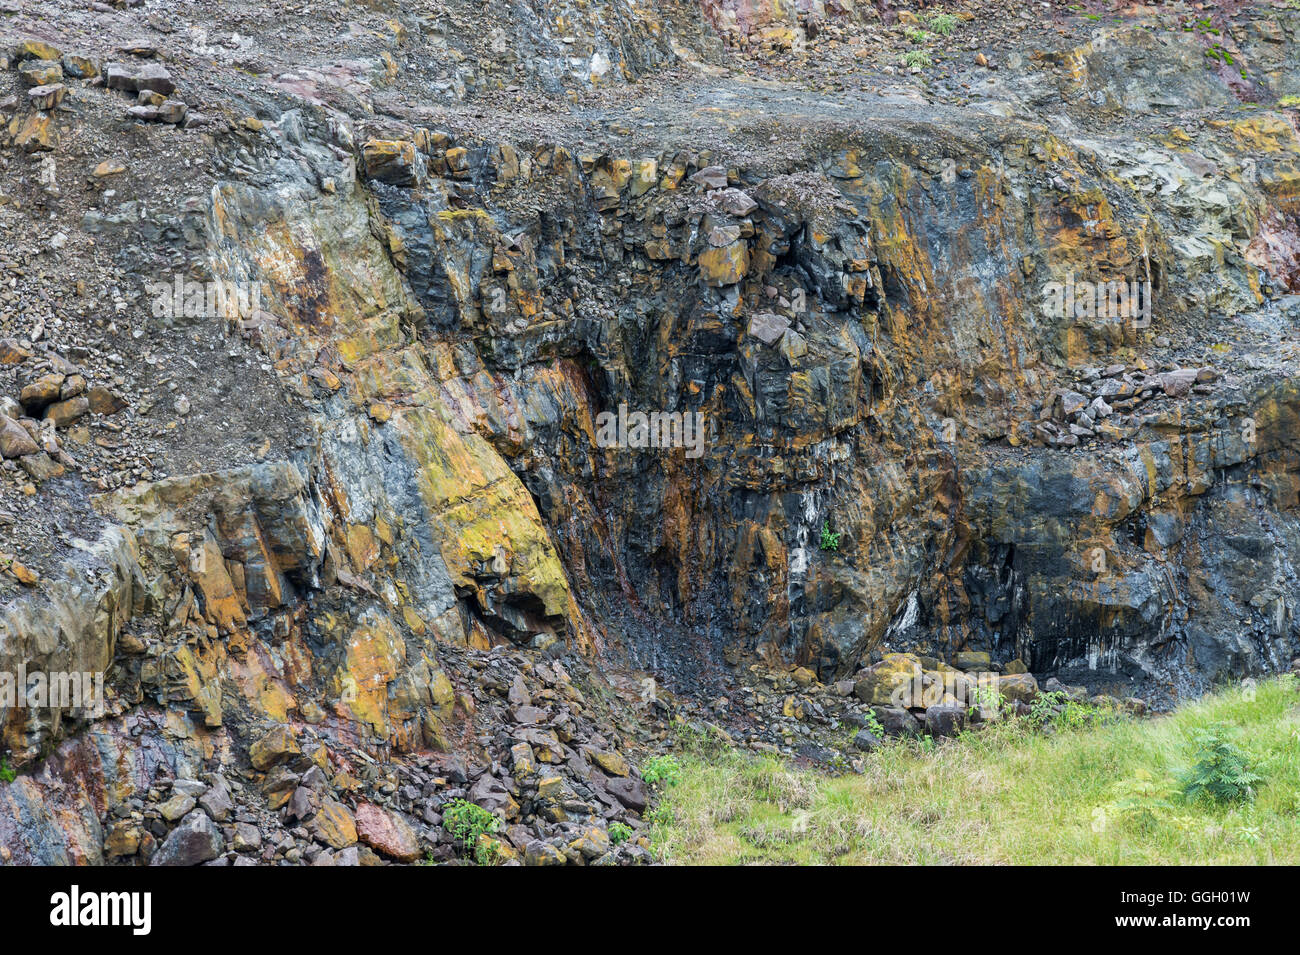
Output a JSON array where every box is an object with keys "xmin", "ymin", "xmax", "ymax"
[{"xmin": 1, "ymin": 0, "xmax": 1299, "ymax": 864}]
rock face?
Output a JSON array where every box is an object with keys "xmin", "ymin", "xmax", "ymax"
[{"xmin": 1, "ymin": 0, "xmax": 1300, "ymax": 864}]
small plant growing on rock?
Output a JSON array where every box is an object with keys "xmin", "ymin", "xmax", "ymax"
[
  {"xmin": 643, "ymin": 754, "xmax": 683, "ymax": 789},
  {"xmin": 1179, "ymin": 726, "xmax": 1261, "ymax": 804},
  {"xmin": 1028, "ymin": 689, "xmax": 1068, "ymax": 726},
  {"xmin": 0, "ymin": 757, "xmax": 15, "ymax": 784},
  {"xmin": 904, "ymin": 26, "xmax": 929, "ymax": 44},
  {"xmin": 442, "ymin": 798, "xmax": 500, "ymax": 863},
  {"xmin": 967, "ymin": 685, "xmax": 1006, "ymax": 720},
  {"xmin": 608, "ymin": 821, "xmax": 633, "ymax": 845},
  {"xmin": 818, "ymin": 520, "xmax": 840, "ymax": 552},
  {"xmin": 928, "ymin": 13, "xmax": 959, "ymax": 37},
  {"xmin": 899, "ymin": 49, "xmax": 933, "ymax": 70}
]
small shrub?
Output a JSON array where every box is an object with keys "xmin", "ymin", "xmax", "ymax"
[
  {"xmin": 1179, "ymin": 726, "xmax": 1261, "ymax": 804},
  {"xmin": 442, "ymin": 798, "xmax": 500, "ymax": 863},
  {"xmin": 904, "ymin": 26, "xmax": 930, "ymax": 44},
  {"xmin": 0, "ymin": 757, "xmax": 14, "ymax": 784},
  {"xmin": 608, "ymin": 822, "xmax": 633, "ymax": 845},
  {"xmin": 1104, "ymin": 769, "xmax": 1183, "ymax": 831},
  {"xmin": 818, "ymin": 520, "xmax": 840, "ymax": 552},
  {"xmin": 643, "ymin": 754, "xmax": 683, "ymax": 789},
  {"xmin": 928, "ymin": 13, "xmax": 959, "ymax": 36},
  {"xmin": 899, "ymin": 49, "xmax": 933, "ymax": 70},
  {"xmin": 1028, "ymin": 689, "xmax": 1068, "ymax": 726},
  {"xmin": 967, "ymin": 685, "xmax": 1006, "ymax": 720}
]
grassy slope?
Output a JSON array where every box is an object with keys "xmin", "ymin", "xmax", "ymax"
[{"xmin": 654, "ymin": 676, "xmax": 1300, "ymax": 865}]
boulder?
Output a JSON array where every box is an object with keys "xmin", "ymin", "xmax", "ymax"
[
  {"xmin": 870, "ymin": 705, "xmax": 921, "ymax": 737},
  {"xmin": 105, "ymin": 61, "xmax": 175, "ymax": 95},
  {"xmin": 0, "ymin": 416, "xmax": 38, "ymax": 459},
  {"xmin": 151, "ymin": 810, "xmax": 223, "ymax": 866},
  {"xmin": 355, "ymin": 803, "xmax": 421, "ymax": 862},
  {"xmin": 852, "ymin": 729, "xmax": 881, "ymax": 751},
  {"xmin": 249, "ymin": 725, "xmax": 300, "ymax": 770},
  {"xmin": 953, "ymin": 650, "xmax": 992, "ymax": 671},
  {"xmin": 924, "ymin": 703, "xmax": 967, "ymax": 738},
  {"xmin": 853, "ymin": 653, "xmax": 923, "ymax": 706},
  {"xmin": 604, "ymin": 776, "xmax": 648, "ymax": 813},
  {"xmin": 308, "ymin": 799, "xmax": 358, "ymax": 849},
  {"xmin": 997, "ymin": 672, "xmax": 1040, "ymax": 704}
]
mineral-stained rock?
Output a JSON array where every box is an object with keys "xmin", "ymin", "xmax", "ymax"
[
  {"xmin": 3, "ymin": 1, "xmax": 1300, "ymax": 871},
  {"xmin": 61, "ymin": 54, "xmax": 97, "ymax": 78},
  {"xmin": 309, "ymin": 799, "xmax": 358, "ymax": 849},
  {"xmin": 19, "ymin": 453, "xmax": 64, "ymax": 482},
  {"xmin": 954, "ymin": 651, "xmax": 992, "ymax": 672},
  {"xmin": 18, "ymin": 59, "xmax": 62, "ymax": 86},
  {"xmin": 43, "ymin": 395, "xmax": 88, "ymax": 429},
  {"xmin": 591, "ymin": 749, "xmax": 629, "ymax": 777},
  {"xmin": 568, "ymin": 826, "xmax": 611, "ymax": 860},
  {"xmin": 86, "ymin": 386, "xmax": 127, "ymax": 414},
  {"xmin": 0, "ymin": 416, "xmax": 38, "ymax": 459},
  {"xmin": 27, "ymin": 83, "xmax": 65, "ymax": 111},
  {"xmin": 355, "ymin": 803, "xmax": 421, "ymax": 862},
  {"xmin": 698, "ymin": 240, "xmax": 749, "ymax": 286},
  {"xmin": 997, "ymin": 673, "xmax": 1041, "ymax": 705},
  {"xmin": 158, "ymin": 793, "xmax": 196, "ymax": 822},
  {"xmin": 104, "ymin": 824, "xmax": 142, "ymax": 859},
  {"xmin": 0, "ymin": 340, "xmax": 31, "ymax": 365},
  {"xmin": 362, "ymin": 139, "xmax": 419, "ymax": 185},
  {"xmin": 854, "ymin": 654, "xmax": 923, "ymax": 706},
  {"xmin": 20, "ymin": 374, "xmax": 64, "ymax": 412},
  {"xmin": 524, "ymin": 840, "xmax": 566, "ymax": 865},
  {"xmin": 14, "ymin": 40, "xmax": 62, "ymax": 62},
  {"xmin": 232, "ymin": 823, "xmax": 262, "ymax": 852},
  {"xmin": 249, "ymin": 725, "xmax": 300, "ymax": 770}
]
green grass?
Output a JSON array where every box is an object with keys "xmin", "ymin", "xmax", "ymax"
[{"xmin": 654, "ymin": 676, "xmax": 1300, "ymax": 864}]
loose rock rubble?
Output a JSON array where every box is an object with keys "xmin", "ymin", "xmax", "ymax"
[{"xmin": 1032, "ymin": 362, "xmax": 1223, "ymax": 447}]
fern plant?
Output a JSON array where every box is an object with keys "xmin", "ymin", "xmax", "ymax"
[
  {"xmin": 1179, "ymin": 726, "xmax": 1261, "ymax": 804},
  {"xmin": 899, "ymin": 49, "xmax": 933, "ymax": 70},
  {"xmin": 818, "ymin": 520, "xmax": 840, "ymax": 552},
  {"xmin": 928, "ymin": 13, "xmax": 959, "ymax": 36},
  {"xmin": 1105, "ymin": 769, "xmax": 1182, "ymax": 831}
]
